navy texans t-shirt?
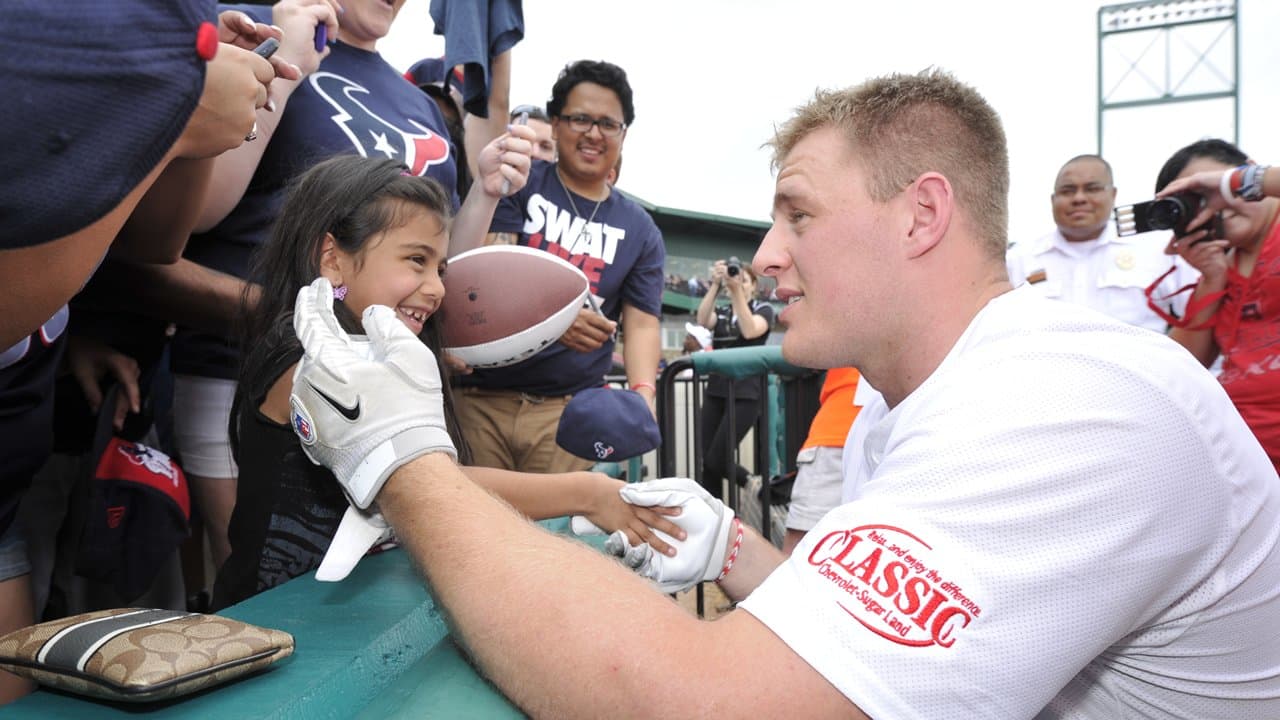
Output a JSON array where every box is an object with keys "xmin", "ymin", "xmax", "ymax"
[{"xmin": 173, "ymin": 5, "xmax": 459, "ymax": 379}]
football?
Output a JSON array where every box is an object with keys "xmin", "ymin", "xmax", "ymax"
[{"xmin": 439, "ymin": 245, "xmax": 590, "ymax": 368}]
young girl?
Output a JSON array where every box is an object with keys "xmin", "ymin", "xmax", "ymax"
[{"xmin": 213, "ymin": 155, "xmax": 680, "ymax": 608}]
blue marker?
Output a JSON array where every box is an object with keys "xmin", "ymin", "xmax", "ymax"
[
  {"xmin": 314, "ymin": 24, "xmax": 327, "ymax": 53},
  {"xmin": 253, "ymin": 37, "xmax": 280, "ymax": 59},
  {"xmin": 499, "ymin": 110, "xmax": 528, "ymax": 196}
]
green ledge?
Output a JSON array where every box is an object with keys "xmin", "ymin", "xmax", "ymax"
[{"xmin": 8, "ymin": 518, "xmax": 587, "ymax": 719}]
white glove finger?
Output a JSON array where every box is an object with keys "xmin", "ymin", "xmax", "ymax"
[
  {"xmin": 618, "ymin": 487, "xmax": 688, "ymax": 509},
  {"xmin": 571, "ymin": 516, "xmax": 604, "ymax": 536},
  {"xmin": 362, "ymin": 304, "xmax": 441, "ymax": 390},
  {"xmin": 316, "ymin": 504, "xmax": 392, "ymax": 582},
  {"xmin": 295, "ymin": 277, "xmax": 350, "ymax": 346},
  {"xmin": 605, "ymin": 530, "xmax": 653, "ymax": 570},
  {"xmin": 294, "ymin": 279, "xmax": 360, "ymax": 382},
  {"xmin": 623, "ymin": 540, "xmax": 653, "ymax": 569},
  {"xmin": 603, "ymin": 529, "xmax": 631, "ymax": 558},
  {"xmin": 618, "ymin": 479, "xmax": 714, "ymax": 510}
]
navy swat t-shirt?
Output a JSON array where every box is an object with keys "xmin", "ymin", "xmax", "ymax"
[
  {"xmin": 464, "ymin": 161, "xmax": 665, "ymax": 396},
  {"xmin": 173, "ymin": 7, "xmax": 459, "ymax": 379}
]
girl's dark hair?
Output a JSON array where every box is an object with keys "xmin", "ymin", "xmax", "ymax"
[
  {"xmin": 1155, "ymin": 138, "xmax": 1249, "ymax": 193},
  {"xmin": 231, "ymin": 154, "xmax": 471, "ymax": 463}
]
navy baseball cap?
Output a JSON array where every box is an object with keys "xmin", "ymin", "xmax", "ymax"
[
  {"xmin": 0, "ymin": 1, "xmax": 211, "ymax": 247},
  {"xmin": 404, "ymin": 57, "xmax": 464, "ymax": 117},
  {"xmin": 557, "ymin": 388, "xmax": 661, "ymax": 462},
  {"xmin": 75, "ymin": 386, "xmax": 190, "ymax": 602}
]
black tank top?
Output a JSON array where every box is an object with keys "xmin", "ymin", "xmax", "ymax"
[{"xmin": 212, "ymin": 403, "xmax": 347, "ymax": 609}]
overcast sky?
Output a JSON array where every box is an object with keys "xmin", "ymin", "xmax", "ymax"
[{"xmin": 380, "ymin": 0, "xmax": 1280, "ymax": 246}]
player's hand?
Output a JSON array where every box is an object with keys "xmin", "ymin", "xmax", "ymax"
[
  {"xmin": 479, "ymin": 123, "xmax": 535, "ymax": 198},
  {"xmin": 599, "ymin": 477, "xmax": 736, "ymax": 593},
  {"xmin": 570, "ymin": 476, "xmax": 685, "ymax": 557},
  {"xmin": 289, "ymin": 277, "xmax": 456, "ymax": 509},
  {"xmin": 560, "ymin": 307, "xmax": 616, "ymax": 352}
]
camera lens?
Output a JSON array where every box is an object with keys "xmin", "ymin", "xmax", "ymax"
[
  {"xmin": 726, "ymin": 257, "xmax": 741, "ymax": 277},
  {"xmin": 1147, "ymin": 193, "xmax": 1197, "ymax": 234}
]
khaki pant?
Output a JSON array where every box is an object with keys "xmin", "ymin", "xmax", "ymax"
[{"xmin": 455, "ymin": 388, "xmax": 594, "ymax": 474}]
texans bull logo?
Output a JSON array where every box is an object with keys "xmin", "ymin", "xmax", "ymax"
[
  {"xmin": 310, "ymin": 72, "xmax": 450, "ymax": 175},
  {"xmin": 116, "ymin": 443, "xmax": 179, "ymax": 486}
]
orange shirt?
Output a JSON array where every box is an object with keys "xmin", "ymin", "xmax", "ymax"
[{"xmin": 801, "ymin": 367, "xmax": 863, "ymax": 450}]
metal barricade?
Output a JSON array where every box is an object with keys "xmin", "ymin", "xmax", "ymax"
[{"xmin": 656, "ymin": 346, "xmax": 820, "ymax": 615}]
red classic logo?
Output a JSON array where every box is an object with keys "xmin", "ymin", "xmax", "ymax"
[{"xmin": 807, "ymin": 524, "xmax": 981, "ymax": 648}]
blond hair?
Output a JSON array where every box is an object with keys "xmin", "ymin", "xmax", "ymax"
[{"xmin": 769, "ymin": 69, "xmax": 1009, "ymax": 256}]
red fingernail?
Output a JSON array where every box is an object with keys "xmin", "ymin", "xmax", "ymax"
[{"xmin": 195, "ymin": 21, "xmax": 218, "ymax": 61}]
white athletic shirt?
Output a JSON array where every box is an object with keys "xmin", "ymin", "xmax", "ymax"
[{"xmin": 741, "ymin": 285, "xmax": 1280, "ymax": 719}]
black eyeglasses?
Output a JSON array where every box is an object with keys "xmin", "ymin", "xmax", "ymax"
[
  {"xmin": 510, "ymin": 104, "xmax": 550, "ymax": 122},
  {"xmin": 558, "ymin": 113, "xmax": 626, "ymax": 137}
]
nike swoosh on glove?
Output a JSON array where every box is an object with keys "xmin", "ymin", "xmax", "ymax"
[
  {"xmin": 601, "ymin": 478, "xmax": 735, "ymax": 594},
  {"xmin": 289, "ymin": 277, "xmax": 456, "ymax": 509}
]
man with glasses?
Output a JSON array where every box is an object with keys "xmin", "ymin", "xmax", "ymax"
[
  {"xmin": 457, "ymin": 60, "xmax": 665, "ymax": 475},
  {"xmin": 1006, "ymin": 154, "xmax": 1197, "ymax": 332}
]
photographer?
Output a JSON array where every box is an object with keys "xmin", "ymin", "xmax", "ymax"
[
  {"xmin": 1153, "ymin": 139, "xmax": 1279, "ymax": 471},
  {"xmin": 694, "ymin": 258, "xmax": 775, "ymax": 500}
]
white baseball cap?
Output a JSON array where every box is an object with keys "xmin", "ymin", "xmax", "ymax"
[{"xmin": 684, "ymin": 322, "xmax": 713, "ymax": 351}]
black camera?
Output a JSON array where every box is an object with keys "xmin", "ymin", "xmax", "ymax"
[
  {"xmin": 1113, "ymin": 192, "xmax": 1201, "ymax": 237},
  {"xmin": 726, "ymin": 257, "xmax": 742, "ymax": 277}
]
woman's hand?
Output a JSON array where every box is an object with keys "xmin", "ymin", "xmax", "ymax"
[
  {"xmin": 710, "ymin": 259, "xmax": 728, "ymax": 285},
  {"xmin": 723, "ymin": 270, "xmax": 746, "ymax": 297},
  {"xmin": 583, "ymin": 476, "xmax": 685, "ymax": 557},
  {"xmin": 1165, "ymin": 228, "xmax": 1231, "ymax": 284},
  {"xmin": 267, "ymin": 0, "xmax": 341, "ymax": 79},
  {"xmin": 217, "ymin": 9, "xmax": 302, "ymax": 85},
  {"xmin": 175, "ymin": 42, "xmax": 276, "ymax": 158},
  {"xmin": 66, "ymin": 336, "xmax": 141, "ymax": 432},
  {"xmin": 1157, "ymin": 168, "xmax": 1252, "ymax": 235}
]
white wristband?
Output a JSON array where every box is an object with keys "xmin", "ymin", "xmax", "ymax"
[{"xmin": 1220, "ymin": 167, "xmax": 1236, "ymax": 204}]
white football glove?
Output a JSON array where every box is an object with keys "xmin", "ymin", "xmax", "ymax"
[
  {"xmin": 289, "ymin": 277, "xmax": 456, "ymax": 510},
  {"xmin": 593, "ymin": 478, "xmax": 736, "ymax": 594},
  {"xmin": 316, "ymin": 504, "xmax": 393, "ymax": 582}
]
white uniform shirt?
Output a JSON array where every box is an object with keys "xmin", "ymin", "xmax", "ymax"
[
  {"xmin": 742, "ymin": 286, "xmax": 1280, "ymax": 719},
  {"xmin": 1005, "ymin": 223, "xmax": 1198, "ymax": 333}
]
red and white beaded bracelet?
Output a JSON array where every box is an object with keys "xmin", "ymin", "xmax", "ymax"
[{"xmin": 716, "ymin": 517, "xmax": 745, "ymax": 582}]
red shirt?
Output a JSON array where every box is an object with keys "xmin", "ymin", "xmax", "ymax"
[{"xmin": 1215, "ymin": 216, "xmax": 1280, "ymax": 470}]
